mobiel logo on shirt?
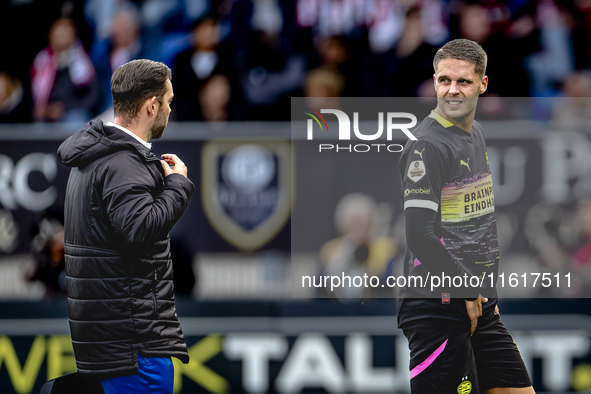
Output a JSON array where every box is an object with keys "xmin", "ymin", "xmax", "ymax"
[{"xmin": 304, "ymin": 108, "xmax": 418, "ymax": 153}]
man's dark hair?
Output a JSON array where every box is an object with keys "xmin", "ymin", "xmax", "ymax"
[
  {"xmin": 111, "ymin": 59, "xmax": 171, "ymax": 122},
  {"xmin": 433, "ymin": 39, "xmax": 487, "ymax": 77}
]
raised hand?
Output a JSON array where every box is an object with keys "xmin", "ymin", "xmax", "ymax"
[{"xmin": 160, "ymin": 153, "xmax": 188, "ymax": 178}]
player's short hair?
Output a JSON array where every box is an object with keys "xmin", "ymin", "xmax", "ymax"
[
  {"xmin": 433, "ymin": 39, "xmax": 487, "ymax": 78},
  {"xmin": 111, "ymin": 59, "xmax": 171, "ymax": 122}
]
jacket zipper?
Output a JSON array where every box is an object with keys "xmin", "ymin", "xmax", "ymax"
[{"xmin": 152, "ymin": 270, "xmax": 158, "ymax": 317}]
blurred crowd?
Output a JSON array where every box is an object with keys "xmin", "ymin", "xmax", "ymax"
[{"xmin": 2, "ymin": 0, "xmax": 591, "ymax": 123}]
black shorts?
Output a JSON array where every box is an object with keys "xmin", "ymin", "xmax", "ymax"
[{"xmin": 401, "ymin": 308, "xmax": 531, "ymax": 393}]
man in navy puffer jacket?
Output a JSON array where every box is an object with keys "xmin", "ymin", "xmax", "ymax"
[{"xmin": 57, "ymin": 59, "xmax": 193, "ymax": 393}]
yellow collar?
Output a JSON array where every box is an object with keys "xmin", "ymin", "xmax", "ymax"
[{"xmin": 428, "ymin": 110, "xmax": 453, "ymax": 128}]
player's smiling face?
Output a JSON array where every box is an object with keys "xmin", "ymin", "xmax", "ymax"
[{"xmin": 433, "ymin": 58, "xmax": 487, "ymax": 126}]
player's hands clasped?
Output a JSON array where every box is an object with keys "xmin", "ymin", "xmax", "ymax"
[
  {"xmin": 160, "ymin": 154, "xmax": 188, "ymax": 178},
  {"xmin": 465, "ymin": 295, "xmax": 488, "ymax": 336}
]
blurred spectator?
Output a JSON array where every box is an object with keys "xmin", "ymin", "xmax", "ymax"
[
  {"xmin": 315, "ymin": 35, "xmax": 363, "ymax": 96},
  {"xmin": 26, "ymin": 215, "xmax": 66, "ymax": 297},
  {"xmin": 141, "ymin": 0, "xmax": 211, "ymax": 61},
  {"xmin": 251, "ymin": 0, "xmax": 284, "ymax": 38},
  {"xmin": 551, "ymin": 71, "xmax": 591, "ymax": 132},
  {"xmin": 223, "ymin": 0, "xmax": 305, "ymax": 120},
  {"xmin": 30, "ymin": 18, "xmax": 98, "ymax": 122},
  {"xmin": 239, "ymin": 29, "xmax": 306, "ymax": 120},
  {"xmin": 457, "ymin": 3, "xmax": 490, "ymax": 43},
  {"xmin": 319, "ymin": 193, "xmax": 400, "ymax": 299},
  {"xmin": 0, "ymin": 71, "xmax": 32, "ymax": 123},
  {"xmin": 172, "ymin": 16, "xmax": 234, "ymax": 120},
  {"xmin": 303, "ymin": 66, "xmax": 344, "ymax": 110},
  {"xmin": 92, "ymin": 4, "xmax": 145, "ymax": 113},
  {"xmin": 384, "ymin": 6, "xmax": 438, "ymax": 97},
  {"xmin": 452, "ymin": 2, "xmax": 535, "ymax": 97},
  {"xmin": 198, "ymin": 74, "xmax": 232, "ymax": 121},
  {"xmin": 84, "ymin": 0, "xmax": 119, "ymax": 42},
  {"xmin": 526, "ymin": 0, "xmax": 574, "ymax": 96},
  {"xmin": 453, "ymin": 3, "xmax": 508, "ymax": 114}
]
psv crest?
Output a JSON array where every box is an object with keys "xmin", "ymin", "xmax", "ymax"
[{"xmin": 202, "ymin": 141, "xmax": 291, "ymax": 250}]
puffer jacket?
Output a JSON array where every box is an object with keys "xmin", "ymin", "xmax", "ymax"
[{"xmin": 57, "ymin": 119, "xmax": 193, "ymax": 378}]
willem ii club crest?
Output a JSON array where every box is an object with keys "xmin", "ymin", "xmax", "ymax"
[{"xmin": 202, "ymin": 141, "xmax": 291, "ymax": 250}]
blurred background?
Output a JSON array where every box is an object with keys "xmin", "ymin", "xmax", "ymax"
[{"xmin": 2, "ymin": 0, "xmax": 591, "ymax": 392}]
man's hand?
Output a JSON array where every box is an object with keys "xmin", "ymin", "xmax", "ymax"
[
  {"xmin": 465, "ymin": 295, "xmax": 488, "ymax": 336},
  {"xmin": 161, "ymin": 154, "xmax": 188, "ymax": 178}
]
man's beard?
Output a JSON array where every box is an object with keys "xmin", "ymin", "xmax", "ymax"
[{"xmin": 149, "ymin": 107, "xmax": 168, "ymax": 140}]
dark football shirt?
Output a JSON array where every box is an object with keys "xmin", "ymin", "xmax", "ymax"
[{"xmin": 398, "ymin": 111, "xmax": 499, "ymax": 325}]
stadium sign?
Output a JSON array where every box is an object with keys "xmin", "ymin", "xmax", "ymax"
[
  {"xmin": 201, "ymin": 141, "xmax": 291, "ymax": 251},
  {"xmin": 0, "ymin": 153, "xmax": 57, "ymax": 212},
  {"xmin": 1, "ymin": 327, "xmax": 590, "ymax": 393},
  {"xmin": 304, "ymin": 108, "xmax": 417, "ymax": 153}
]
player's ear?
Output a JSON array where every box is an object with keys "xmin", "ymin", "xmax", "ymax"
[
  {"xmin": 480, "ymin": 75, "xmax": 488, "ymax": 94},
  {"xmin": 147, "ymin": 96, "xmax": 157, "ymax": 116}
]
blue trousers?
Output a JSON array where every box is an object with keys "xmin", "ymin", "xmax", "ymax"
[{"xmin": 101, "ymin": 355, "xmax": 174, "ymax": 394}]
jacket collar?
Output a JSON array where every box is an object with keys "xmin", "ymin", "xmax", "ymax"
[{"xmin": 89, "ymin": 119, "xmax": 159, "ymax": 163}]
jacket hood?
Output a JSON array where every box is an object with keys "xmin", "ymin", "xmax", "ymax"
[{"xmin": 58, "ymin": 119, "xmax": 154, "ymax": 168}]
